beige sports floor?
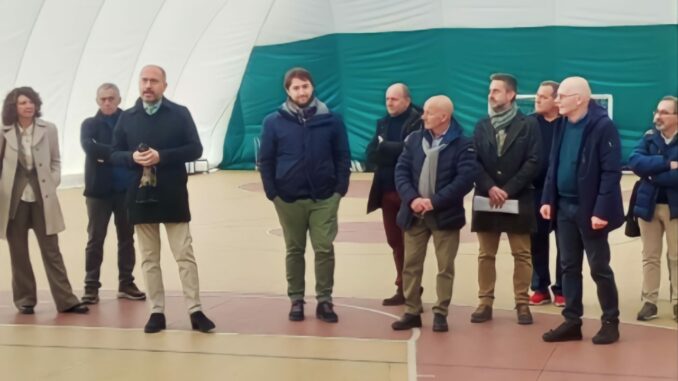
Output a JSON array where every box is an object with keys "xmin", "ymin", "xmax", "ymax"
[{"xmin": 0, "ymin": 171, "xmax": 675, "ymax": 381}]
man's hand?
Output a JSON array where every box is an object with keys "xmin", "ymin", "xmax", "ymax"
[
  {"xmin": 488, "ymin": 186, "xmax": 508, "ymax": 208},
  {"xmin": 133, "ymin": 148, "xmax": 160, "ymax": 167},
  {"xmin": 591, "ymin": 216, "xmax": 608, "ymax": 230},
  {"xmin": 410, "ymin": 197, "xmax": 426, "ymax": 213},
  {"xmin": 540, "ymin": 205, "xmax": 551, "ymax": 220},
  {"xmin": 421, "ymin": 198, "xmax": 434, "ymax": 212},
  {"xmin": 670, "ymin": 161, "xmax": 678, "ymax": 170}
]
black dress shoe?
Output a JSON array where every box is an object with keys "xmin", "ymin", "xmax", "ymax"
[
  {"xmin": 542, "ymin": 320, "xmax": 583, "ymax": 342},
  {"xmin": 432, "ymin": 313, "xmax": 448, "ymax": 332},
  {"xmin": 382, "ymin": 291, "xmax": 405, "ymax": 306},
  {"xmin": 18, "ymin": 306, "xmax": 34, "ymax": 315},
  {"xmin": 392, "ymin": 313, "xmax": 422, "ymax": 331},
  {"xmin": 63, "ymin": 303, "xmax": 89, "ymax": 314},
  {"xmin": 289, "ymin": 300, "xmax": 305, "ymax": 321},
  {"xmin": 190, "ymin": 311, "xmax": 216, "ymax": 333},
  {"xmin": 144, "ymin": 313, "xmax": 166, "ymax": 333},
  {"xmin": 592, "ymin": 320, "xmax": 619, "ymax": 345},
  {"xmin": 316, "ymin": 301, "xmax": 338, "ymax": 323}
]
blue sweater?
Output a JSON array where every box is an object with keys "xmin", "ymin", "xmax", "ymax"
[{"xmin": 557, "ymin": 114, "xmax": 588, "ymax": 198}]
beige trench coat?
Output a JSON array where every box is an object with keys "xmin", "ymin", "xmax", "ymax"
[{"xmin": 0, "ymin": 118, "xmax": 65, "ymax": 238}]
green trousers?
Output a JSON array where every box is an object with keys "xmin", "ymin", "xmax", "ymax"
[{"xmin": 274, "ymin": 193, "xmax": 341, "ymax": 302}]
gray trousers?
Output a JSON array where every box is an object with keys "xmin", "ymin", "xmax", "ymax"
[
  {"xmin": 84, "ymin": 193, "xmax": 135, "ymax": 291},
  {"xmin": 6, "ymin": 201, "xmax": 80, "ymax": 311}
]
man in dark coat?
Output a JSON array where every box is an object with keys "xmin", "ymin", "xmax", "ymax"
[
  {"xmin": 629, "ymin": 95, "xmax": 678, "ymax": 322},
  {"xmin": 259, "ymin": 67, "xmax": 351, "ymax": 323},
  {"xmin": 111, "ymin": 65, "xmax": 214, "ymax": 334},
  {"xmin": 365, "ymin": 83, "xmax": 422, "ymax": 306},
  {"xmin": 80, "ymin": 83, "xmax": 145, "ymax": 305},
  {"xmin": 541, "ymin": 76, "xmax": 623, "ymax": 345},
  {"xmin": 390, "ymin": 95, "xmax": 477, "ymax": 332},
  {"xmin": 471, "ymin": 73, "xmax": 541, "ymax": 325},
  {"xmin": 528, "ymin": 81, "xmax": 564, "ymax": 307}
]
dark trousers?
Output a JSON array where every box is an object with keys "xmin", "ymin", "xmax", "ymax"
[
  {"xmin": 381, "ymin": 191, "xmax": 405, "ymax": 289},
  {"xmin": 531, "ymin": 190, "xmax": 563, "ymax": 295},
  {"xmin": 84, "ymin": 193, "xmax": 135, "ymax": 291},
  {"xmin": 7, "ymin": 201, "xmax": 80, "ymax": 311},
  {"xmin": 556, "ymin": 198, "xmax": 619, "ymax": 323}
]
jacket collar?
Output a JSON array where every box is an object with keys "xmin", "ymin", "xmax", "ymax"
[
  {"xmin": 498, "ymin": 110, "xmax": 526, "ymax": 155},
  {"xmin": 423, "ymin": 117, "xmax": 463, "ymax": 145},
  {"xmin": 95, "ymin": 108, "xmax": 123, "ymax": 121},
  {"xmin": 129, "ymin": 97, "xmax": 172, "ymax": 115}
]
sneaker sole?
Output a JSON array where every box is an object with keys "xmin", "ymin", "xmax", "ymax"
[
  {"xmin": 529, "ymin": 300, "xmax": 551, "ymax": 306},
  {"xmin": 289, "ymin": 315, "xmax": 305, "ymax": 322},
  {"xmin": 636, "ymin": 314, "xmax": 658, "ymax": 321},
  {"xmin": 81, "ymin": 299, "xmax": 99, "ymax": 305},
  {"xmin": 117, "ymin": 292, "xmax": 146, "ymax": 300}
]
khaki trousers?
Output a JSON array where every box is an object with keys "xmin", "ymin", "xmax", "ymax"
[
  {"xmin": 135, "ymin": 223, "xmax": 202, "ymax": 314},
  {"xmin": 639, "ymin": 204, "xmax": 678, "ymax": 306},
  {"xmin": 477, "ymin": 231, "xmax": 532, "ymax": 306},
  {"xmin": 402, "ymin": 219, "xmax": 460, "ymax": 316}
]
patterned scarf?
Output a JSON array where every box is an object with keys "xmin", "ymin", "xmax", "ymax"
[{"xmin": 488, "ymin": 102, "xmax": 518, "ymax": 155}]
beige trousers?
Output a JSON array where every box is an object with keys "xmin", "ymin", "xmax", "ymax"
[
  {"xmin": 135, "ymin": 223, "xmax": 202, "ymax": 314},
  {"xmin": 477, "ymin": 231, "xmax": 532, "ymax": 306},
  {"xmin": 402, "ymin": 219, "xmax": 460, "ymax": 316},
  {"xmin": 639, "ymin": 204, "xmax": 678, "ymax": 306}
]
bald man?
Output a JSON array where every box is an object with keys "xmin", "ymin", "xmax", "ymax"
[
  {"xmin": 391, "ymin": 95, "xmax": 478, "ymax": 332},
  {"xmin": 111, "ymin": 65, "xmax": 215, "ymax": 334},
  {"xmin": 541, "ymin": 76, "xmax": 623, "ymax": 344},
  {"xmin": 366, "ymin": 83, "xmax": 422, "ymax": 306}
]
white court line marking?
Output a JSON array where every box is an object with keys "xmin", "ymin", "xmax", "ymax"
[
  {"xmin": 1, "ymin": 293, "xmax": 423, "ymax": 379},
  {"xmin": 234, "ymin": 294, "xmax": 421, "ymax": 381}
]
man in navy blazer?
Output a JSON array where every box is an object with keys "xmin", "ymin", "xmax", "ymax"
[{"xmin": 541, "ymin": 77, "xmax": 623, "ymax": 345}]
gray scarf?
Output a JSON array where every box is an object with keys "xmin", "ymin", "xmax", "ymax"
[
  {"xmin": 418, "ymin": 133, "xmax": 448, "ymax": 198},
  {"xmin": 282, "ymin": 97, "xmax": 329, "ymax": 123},
  {"xmin": 488, "ymin": 102, "xmax": 518, "ymax": 154}
]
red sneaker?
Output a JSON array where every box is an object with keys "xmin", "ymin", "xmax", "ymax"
[
  {"xmin": 529, "ymin": 291, "xmax": 552, "ymax": 305},
  {"xmin": 554, "ymin": 294, "xmax": 566, "ymax": 307}
]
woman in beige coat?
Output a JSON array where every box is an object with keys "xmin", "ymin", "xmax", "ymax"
[{"xmin": 0, "ymin": 87, "xmax": 87, "ymax": 314}]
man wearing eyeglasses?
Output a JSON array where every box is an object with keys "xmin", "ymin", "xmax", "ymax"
[
  {"xmin": 629, "ymin": 95, "xmax": 678, "ymax": 322},
  {"xmin": 541, "ymin": 76, "xmax": 624, "ymax": 345}
]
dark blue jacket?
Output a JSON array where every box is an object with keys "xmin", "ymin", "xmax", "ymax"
[
  {"xmin": 394, "ymin": 119, "xmax": 478, "ymax": 230},
  {"xmin": 628, "ymin": 129, "xmax": 678, "ymax": 220},
  {"xmin": 542, "ymin": 100, "xmax": 624, "ymax": 237},
  {"xmin": 81, "ymin": 109, "xmax": 134, "ymax": 198},
  {"xmin": 258, "ymin": 102, "xmax": 351, "ymax": 202}
]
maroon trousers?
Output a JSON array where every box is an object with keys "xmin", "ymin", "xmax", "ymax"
[{"xmin": 381, "ymin": 191, "xmax": 405, "ymax": 289}]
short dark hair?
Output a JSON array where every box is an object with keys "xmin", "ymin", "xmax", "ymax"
[
  {"xmin": 2, "ymin": 87, "xmax": 43, "ymax": 126},
  {"xmin": 539, "ymin": 80, "xmax": 559, "ymax": 97},
  {"xmin": 661, "ymin": 95, "xmax": 678, "ymax": 113},
  {"xmin": 284, "ymin": 67, "xmax": 314, "ymax": 90},
  {"xmin": 490, "ymin": 73, "xmax": 518, "ymax": 94}
]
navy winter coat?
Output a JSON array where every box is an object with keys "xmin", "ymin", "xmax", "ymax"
[
  {"xmin": 628, "ymin": 129, "xmax": 678, "ymax": 221},
  {"xmin": 258, "ymin": 103, "xmax": 351, "ymax": 202},
  {"xmin": 541, "ymin": 100, "xmax": 624, "ymax": 237},
  {"xmin": 394, "ymin": 120, "xmax": 478, "ymax": 230}
]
